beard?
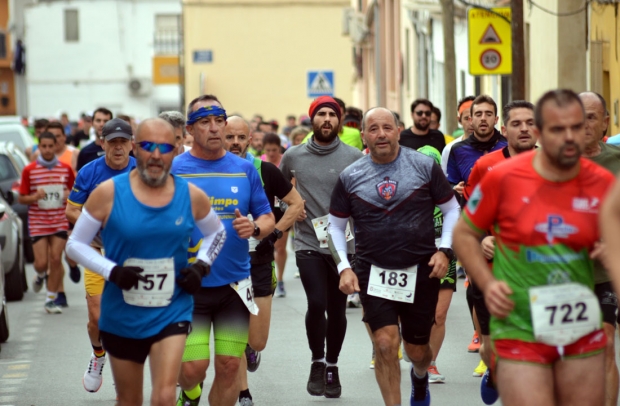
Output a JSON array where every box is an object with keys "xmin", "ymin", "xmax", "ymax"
[
  {"xmin": 549, "ymin": 143, "xmax": 581, "ymax": 169},
  {"xmin": 137, "ymin": 154, "xmax": 169, "ymax": 188},
  {"xmin": 313, "ymin": 122, "xmax": 339, "ymax": 143},
  {"xmin": 413, "ymin": 121, "xmax": 429, "ymax": 132}
]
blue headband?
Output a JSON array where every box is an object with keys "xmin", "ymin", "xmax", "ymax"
[{"xmin": 186, "ymin": 105, "xmax": 227, "ymax": 125}]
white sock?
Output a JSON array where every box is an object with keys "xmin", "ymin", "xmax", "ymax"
[
  {"xmin": 312, "ymin": 358, "xmax": 326, "ymax": 364},
  {"xmin": 45, "ymin": 291, "xmax": 57, "ymax": 303},
  {"xmin": 36, "ymin": 271, "xmax": 46, "ymax": 279}
]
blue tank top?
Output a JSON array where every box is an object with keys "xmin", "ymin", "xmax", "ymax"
[{"xmin": 99, "ymin": 173, "xmax": 194, "ymax": 338}]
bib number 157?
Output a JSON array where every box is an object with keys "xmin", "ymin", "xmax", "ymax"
[{"xmin": 133, "ymin": 273, "xmax": 169, "ymax": 291}]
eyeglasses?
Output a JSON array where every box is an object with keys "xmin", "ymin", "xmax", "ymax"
[
  {"xmin": 415, "ymin": 111, "xmax": 432, "ymax": 117},
  {"xmin": 137, "ymin": 141, "xmax": 176, "ymax": 154}
]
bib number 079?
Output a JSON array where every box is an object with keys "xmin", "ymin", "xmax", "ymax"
[
  {"xmin": 545, "ymin": 302, "xmax": 588, "ymax": 325},
  {"xmin": 378, "ymin": 271, "xmax": 408, "ymax": 287}
]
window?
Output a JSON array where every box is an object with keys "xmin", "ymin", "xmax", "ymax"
[
  {"xmin": 154, "ymin": 15, "xmax": 180, "ymax": 55},
  {"xmin": 64, "ymin": 9, "xmax": 79, "ymax": 42}
]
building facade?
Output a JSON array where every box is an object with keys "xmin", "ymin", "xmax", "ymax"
[{"xmin": 24, "ymin": 0, "xmax": 182, "ymax": 120}]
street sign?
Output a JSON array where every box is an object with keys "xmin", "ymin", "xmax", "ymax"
[
  {"xmin": 307, "ymin": 71, "xmax": 334, "ymax": 98},
  {"xmin": 468, "ymin": 7, "xmax": 512, "ymax": 75},
  {"xmin": 193, "ymin": 50, "xmax": 213, "ymax": 63}
]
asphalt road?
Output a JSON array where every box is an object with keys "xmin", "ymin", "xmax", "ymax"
[{"xmin": 0, "ymin": 243, "xmax": 518, "ymax": 405}]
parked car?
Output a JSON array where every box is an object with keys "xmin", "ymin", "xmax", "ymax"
[
  {"xmin": 0, "ymin": 259, "xmax": 9, "ymax": 345},
  {"xmin": 0, "ymin": 122, "xmax": 34, "ymax": 155},
  {"xmin": 0, "ymin": 142, "xmax": 34, "ymax": 263},
  {"xmin": 0, "ymin": 197, "xmax": 25, "ymax": 302}
]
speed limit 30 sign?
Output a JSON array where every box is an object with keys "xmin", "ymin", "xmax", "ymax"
[{"xmin": 468, "ymin": 7, "xmax": 512, "ymax": 75}]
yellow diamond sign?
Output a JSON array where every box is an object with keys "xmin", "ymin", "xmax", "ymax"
[{"xmin": 468, "ymin": 7, "xmax": 512, "ymax": 75}]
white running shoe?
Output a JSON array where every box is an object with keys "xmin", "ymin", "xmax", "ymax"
[
  {"xmin": 83, "ymin": 353, "xmax": 106, "ymax": 392},
  {"xmin": 347, "ymin": 293, "xmax": 362, "ymax": 308}
]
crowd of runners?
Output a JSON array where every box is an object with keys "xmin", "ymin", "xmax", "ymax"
[{"xmin": 15, "ymin": 87, "xmax": 620, "ymax": 406}]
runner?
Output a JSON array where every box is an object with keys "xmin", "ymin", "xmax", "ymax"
[
  {"xmin": 173, "ymin": 95, "xmax": 275, "ymax": 406},
  {"xmin": 280, "ymin": 95, "xmax": 363, "ymax": 398},
  {"xmin": 416, "ymin": 146, "xmax": 458, "ymax": 385},
  {"xmin": 65, "ymin": 118, "xmax": 136, "ymax": 393},
  {"xmin": 329, "ymin": 107, "xmax": 460, "ymax": 405},
  {"xmin": 399, "ymin": 98, "xmax": 446, "ymax": 152},
  {"xmin": 300, "ymin": 97, "xmax": 365, "ymax": 151},
  {"xmin": 25, "ymin": 118, "xmax": 50, "ymax": 161},
  {"xmin": 44, "ymin": 121, "xmax": 81, "ymax": 301},
  {"xmin": 578, "ymin": 91, "xmax": 620, "ymax": 406},
  {"xmin": 223, "ymin": 115, "xmax": 303, "ymax": 406},
  {"xmin": 464, "ymin": 100, "xmax": 537, "ymax": 399},
  {"xmin": 76, "ymin": 107, "xmax": 112, "ymax": 172},
  {"xmin": 18, "ymin": 132, "xmax": 75, "ymax": 314},
  {"xmin": 159, "ymin": 110, "xmax": 187, "ymax": 155},
  {"xmin": 453, "ymin": 89, "xmax": 612, "ymax": 406},
  {"xmin": 66, "ymin": 117, "xmax": 226, "ymax": 405}
]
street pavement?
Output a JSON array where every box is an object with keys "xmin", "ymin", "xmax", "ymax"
[{"xmin": 0, "ymin": 242, "xmax": 505, "ymax": 405}]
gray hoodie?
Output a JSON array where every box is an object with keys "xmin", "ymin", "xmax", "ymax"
[{"xmin": 280, "ymin": 136, "xmax": 363, "ymax": 254}]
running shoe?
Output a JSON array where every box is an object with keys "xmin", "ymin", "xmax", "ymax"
[
  {"xmin": 307, "ymin": 362, "xmax": 326, "ymax": 396},
  {"xmin": 347, "ymin": 293, "xmax": 362, "ymax": 308},
  {"xmin": 480, "ymin": 369, "xmax": 499, "ymax": 404},
  {"xmin": 245, "ymin": 345, "xmax": 261, "ymax": 372},
  {"xmin": 54, "ymin": 292, "xmax": 68, "ymax": 308},
  {"xmin": 324, "ymin": 366, "xmax": 341, "ymax": 398},
  {"xmin": 410, "ymin": 368, "xmax": 430, "ymax": 406},
  {"xmin": 239, "ymin": 397, "xmax": 254, "ymax": 406},
  {"xmin": 275, "ymin": 281, "xmax": 286, "ymax": 298},
  {"xmin": 44, "ymin": 301, "xmax": 62, "ymax": 314},
  {"xmin": 370, "ymin": 348, "xmax": 375, "ymax": 369},
  {"xmin": 467, "ymin": 332, "xmax": 481, "ymax": 353},
  {"xmin": 428, "ymin": 363, "xmax": 445, "ymax": 383},
  {"xmin": 69, "ymin": 265, "xmax": 81, "ymax": 283},
  {"xmin": 83, "ymin": 353, "xmax": 106, "ymax": 392},
  {"xmin": 32, "ymin": 275, "xmax": 45, "ymax": 293},
  {"xmin": 177, "ymin": 384, "xmax": 202, "ymax": 406},
  {"xmin": 473, "ymin": 360, "xmax": 487, "ymax": 377},
  {"xmin": 457, "ymin": 266, "xmax": 466, "ymax": 279}
]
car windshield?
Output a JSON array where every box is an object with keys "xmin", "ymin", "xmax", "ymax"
[
  {"xmin": 0, "ymin": 155, "xmax": 17, "ymax": 182},
  {"xmin": 0, "ymin": 132, "xmax": 25, "ymax": 151}
]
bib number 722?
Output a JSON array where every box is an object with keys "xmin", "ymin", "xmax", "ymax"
[
  {"xmin": 378, "ymin": 271, "xmax": 408, "ymax": 287},
  {"xmin": 133, "ymin": 273, "xmax": 169, "ymax": 291},
  {"xmin": 545, "ymin": 302, "xmax": 588, "ymax": 325}
]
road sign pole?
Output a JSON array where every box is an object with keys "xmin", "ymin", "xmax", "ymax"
[{"xmin": 511, "ymin": 0, "xmax": 525, "ymax": 101}]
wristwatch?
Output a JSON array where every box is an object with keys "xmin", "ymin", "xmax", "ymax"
[
  {"xmin": 252, "ymin": 222, "xmax": 261, "ymax": 237},
  {"xmin": 273, "ymin": 228, "xmax": 283, "ymax": 240},
  {"xmin": 438, "ymin": 247, "xmax": 455, "ymax": 262}
]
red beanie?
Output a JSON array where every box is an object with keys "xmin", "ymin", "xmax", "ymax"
[{"xmin": 308, "ymin": 96, "xmax": 342, "ymax": 123}]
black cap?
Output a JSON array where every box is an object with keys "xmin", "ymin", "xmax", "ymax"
[{"xmin": 102, "ymin": 118, "xmax": 132, "ymax": 140}]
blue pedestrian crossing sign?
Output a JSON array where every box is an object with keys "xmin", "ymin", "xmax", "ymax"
[{"xmin": 307, "ymin": 71, "xmax": 334, "ymax": 98}]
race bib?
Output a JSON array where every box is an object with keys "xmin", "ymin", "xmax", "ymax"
[
  {"xmin": 530, "ymin": 283, "xmax": 601, "ymax": 346},
  {"xmin": 368, "ymin": 264, "xmax": 417, "ymax": 303},
  {"xmin": 121, "ymin": 258, "xmax": 175, "ymax": 307},
  {"xmin": 37, "ymin": 184, "xmax": 64, "ymax": 210},
  {"xmin": 230, "ymin": 276, "xmax": 259, "ymax": 315},
  {"xmin": 312, "ymin": 215, "xmax": 353, "ymax": 248}
]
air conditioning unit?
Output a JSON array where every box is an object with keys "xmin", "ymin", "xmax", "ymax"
[
  {"xmin": 349, "ymin": 13, "xmax": 368, "ymax": 45},
  {"xmin": 128, "ymin": 78, "xmax": 152, "ymax": 97}
]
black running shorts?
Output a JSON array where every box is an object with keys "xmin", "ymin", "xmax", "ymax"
[
  {"xmin": 100, "ymin": 321, "xmax": 191, "ymax": 364},
  {"xmin": 357, "ymin": 255, "xmax": 440, "ymax": 346},
  {"xmin": 250, "ymin": 261, "xmax": 276, "ymax": 298},
  {"xmin": 595, "ymin": 282, "xmax": 618, "ymax": 327}
]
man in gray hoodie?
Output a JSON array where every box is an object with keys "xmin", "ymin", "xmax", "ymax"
[{"xmin": 280, "ymin": 96, "xmax": 363, "ymax": 399}]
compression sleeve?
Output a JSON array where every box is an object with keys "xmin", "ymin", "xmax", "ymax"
[
  {"xmin": 195, "ymin": 209, "xmax": 226, "ymax": 265},
  {"xmin": 65, "ymin": 208, "xmax": 117, "ymax": 279},
  {"xmin": 327, "ymin": 214, "xmax": 350, "ymax": 274},
  {"xmin": 438, "ymin": 196, "xmax": 461, "ymax": 249}
]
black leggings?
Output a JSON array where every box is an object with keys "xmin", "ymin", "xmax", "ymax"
[{"xmin": 296, "ymin": 250, "xmax": 347, "ymax": 364}]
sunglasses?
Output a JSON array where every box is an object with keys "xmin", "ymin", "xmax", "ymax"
[
  {"xmin": 137, "ymin": 141, "xmax": 176, "ymax": 154},
  {"xmin": 415, "ymin": 111, "xmax": 432, "ymax": 117}
]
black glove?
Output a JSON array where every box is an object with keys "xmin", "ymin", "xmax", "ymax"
[
  {"xmin": 255, "ymin": 232, "xmax": 278, "ymax": 256},
  {"xmin": 177, "ymin": 261, "xmax": 210, "ymax": 294},
  {"xmin": 109, "ymin": 266, "xmax": 147, "ymax": 291}
]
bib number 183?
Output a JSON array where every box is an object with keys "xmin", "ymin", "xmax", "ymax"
[{"xmin": 378, "ymin": 270, "xmax": 408, "ymax": 288}]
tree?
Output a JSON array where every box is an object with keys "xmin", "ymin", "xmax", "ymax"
[{"xmin": 440, "ymin": 0, "xmax": 457, "ymax": 134}]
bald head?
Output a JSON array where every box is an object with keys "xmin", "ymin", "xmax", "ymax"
[
  {"xmin": 361, "ymin": 107, "xmax": 399, "ymax": 132},
  {"xmin": 579, "ymin": 91, "xmax": 610, "ymax": 141},
  {"xmin": 224, "ymin": 115, "xmax": 252, "ymax": 156},
  {"xmin": 136, "ymin": 118, "xmax": 175, "ymax": 144}
]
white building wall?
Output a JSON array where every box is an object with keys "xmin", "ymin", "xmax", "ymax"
[{"xmin": 24, "ymin": 0, "xmax": 180, "ymax": 121}]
